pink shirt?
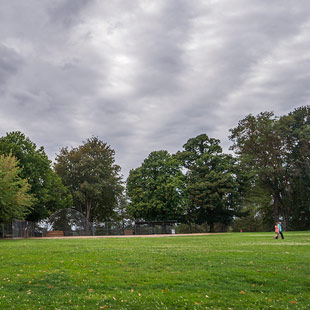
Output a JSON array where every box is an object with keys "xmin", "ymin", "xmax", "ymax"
[{"xmin": 275, "ymin": 225, "xmax": 279, "ymax": 233}]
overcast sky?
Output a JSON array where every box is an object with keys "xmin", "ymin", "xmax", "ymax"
[{"xmin": 1, "ymin": 0, "xmax": 310, "ymax": 178}]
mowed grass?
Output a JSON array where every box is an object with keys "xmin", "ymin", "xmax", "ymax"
[{"xmin": 0, "ymin": 232, "xmax": 309, "ymax": 310}]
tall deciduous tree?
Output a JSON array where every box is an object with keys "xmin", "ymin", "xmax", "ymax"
[
  {"xmin": 278, "ymin": 106, "xmax": 310, "ymax": 229},
  {"xmin": 54, "ymin": 137, "xmax": 123, "ymax": 226},
  {"xmin": 0, "ymin": 132, "xmax": 71, "ymax": 221},
  {"xmin": 126, "ymin": 150, "xmax": 186, "ymax": 221},
  {"xmin": 229, "ymin": 108, "xmax": 310, "ymax": 229},
  {"xmin": 0, "ymin": 153, "xmax": 34, "ymax": 222},
  {"xmin": 229, "ymin": 112, "xmax": 287, "ymax": 223},
  {"xmin": 178, "ymin": 134, "xmax": 243, "ymax": 232}
]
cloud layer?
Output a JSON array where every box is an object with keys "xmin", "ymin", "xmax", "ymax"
[{"xmin": 1, "ymin": 0, "xmax": 310, "ymax": 178}]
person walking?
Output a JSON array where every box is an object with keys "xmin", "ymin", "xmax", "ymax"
[
  {"xmin": 274, "ymin": 223, "xmax": 280, "ymax": 239},
  {"xmin": 278, "ymin": 221, "xmax": 284, "ymax": 239}
]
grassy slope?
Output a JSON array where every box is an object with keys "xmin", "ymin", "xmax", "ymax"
[{"xmin": 0, "ymin": 232, "xmax": 309, "ymax": 309}]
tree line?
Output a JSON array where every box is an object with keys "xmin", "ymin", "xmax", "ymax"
[{"xmin": 0, "ymin": 106, "xmax": 309, "ymax": 231}]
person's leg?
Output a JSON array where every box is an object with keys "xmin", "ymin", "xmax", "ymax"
[{"xmin": 280, "ymin": 232, "xmax": 284, "ymax": 239}]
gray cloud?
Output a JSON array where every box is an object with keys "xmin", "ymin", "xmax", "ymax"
[
  {"xmin": 0, "ymin": 0, "xmax": 310, "ymax": 178},
  {"xmin": 0, "ymin": 44, "xmax": 24, "ymax": 92},
  {"xmin": 48, "ymin": 0, "xmax": 92, "ymax": 27}
]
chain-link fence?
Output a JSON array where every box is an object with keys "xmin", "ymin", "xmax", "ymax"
[
  {"xmin": 94, "ymin": 222, "xmax": 127, "ymax": 235},
  {"xmin": 0, "ymin": 220, "xmax": 36, "ymax": 238},
  {"xmin": 0, "ymin": 219, "xmax": 179, "ymax": 238},
  {"xmin": 134, "ymin": 221, "xmax": 177, "ymax": 235}
]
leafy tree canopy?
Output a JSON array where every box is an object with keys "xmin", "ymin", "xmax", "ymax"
[
  {"xmin": 229, "ymin": 112, "xmax": 284, "ymax": 223},
  {"xmin": 0, "ymin": 153, "xmax": 34, "ymax": 222},
  {"xmin": 177, "ymin": 134, "xmax": 244, "ymax": 232},
  {"xmin": 229, "ymin": 106, "xmax": 310, "ymax": 229},
  {"xmin": 54, "ymin": 137, "xmax": 123, "ymax": 225},
  {"xmin": 278, "ymin": 106, "xmax": 310, "ymax": 229},
  {"xmin": 0, "ymin": 131, "xmax": 72, "ymax": 222},
  {"xmin": 126, "ymin": 150, "xmax": 186, "ymax": 221}
]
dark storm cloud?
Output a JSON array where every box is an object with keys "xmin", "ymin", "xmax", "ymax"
[{"xmin": 0, "ymin": 0, "xmax": 310, "ymax": 177}]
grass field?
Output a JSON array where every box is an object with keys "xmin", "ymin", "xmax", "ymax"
[{"xmin": 0, "ymin": 232, "xmax": 309, "ymax": 310}]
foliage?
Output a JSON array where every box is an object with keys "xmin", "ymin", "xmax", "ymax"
[
  {"xmin": 232, "ymin": 207, "xmax": 272, "ymax": 232},
  {"xmin": 0, "ymin": 233, "xmax": 310, "ymax": 309},
  {"xmin": 232, "ymin": 181, "xmax": 274, "ymax": 232},
  {"xmin": 229, "ymin": 112, "xmax": 286, "ymax": 224},
  {"xmin": 47, "ymin": 208, "xmax": 91, "ymax": 234},
  {"xmin": 229, "ymin": 107, "xmax": 310, "ymax": 230},
  {"xmin": 176, "ymin": 223, "xmax": 208, "ymax": 233},
  {"xmin": 177, "ymin": 134, "xmax": 244, "ymax": 232},
  {"xmin": 112, "ymin": 192, "xmax": 132, "ymax": 228},
  {"xmin": 277, "ymin": 106, "xmax": 310, "ymax": 229},
  {"xmin": 0, "ymin": 153, "xmax": 34, "ymax": 222},
  {"xmin": 54, "ymin": 136, "xmax": 123, "ymax": 225},
  {"xmin": 0, "ymin": 132, "xmax": 71, "ymax": 221},
  {"xmin": 127, "ymin": 150, "xmax": 186, "ymax": 221}
]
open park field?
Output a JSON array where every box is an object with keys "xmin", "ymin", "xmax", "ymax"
[{"xmin": 0, "ymin": 232, "xmax": 309, "ymax": 310}]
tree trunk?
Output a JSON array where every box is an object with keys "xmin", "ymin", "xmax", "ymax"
[
  {"xmin": 273, "ymin": 193, "xmax": 280, "ymax": 223},
  {"xmin": 86, "ymin": 200, "xmax": 92, "ymax": 234},
  {"xmin": 209, "ymin": 222, "xmax": 215, "ymax": 233}
]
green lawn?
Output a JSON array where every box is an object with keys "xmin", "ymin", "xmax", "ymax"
[{"xmin": 0, "ymin": 232, "xmax": 309, "ymax": 309}]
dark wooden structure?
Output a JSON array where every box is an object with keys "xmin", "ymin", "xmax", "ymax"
[{"xmin": 46, "ymin": 230, "xmax": 64, "ymax": 237}]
